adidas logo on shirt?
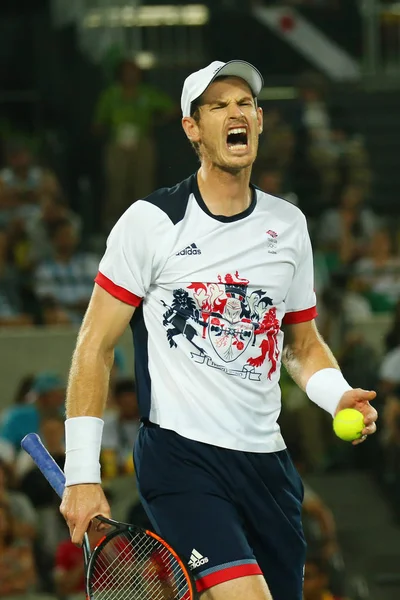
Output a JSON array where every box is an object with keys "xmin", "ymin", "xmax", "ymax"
[
  {"xmin": 176, "ymin": 243, "xmax": 202, "ymax": 256},
  {"xmin": 188, "ymin": 548, "xmax": 209, "ymax": 569}
]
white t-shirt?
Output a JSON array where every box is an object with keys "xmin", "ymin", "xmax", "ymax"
[
  {"xmin": 380, "ymin": 347, "xmax": 400, "ymax": 384},
  {"xmin": 96, "ymin": 173, "xmax": 317, "ymax": 452}
]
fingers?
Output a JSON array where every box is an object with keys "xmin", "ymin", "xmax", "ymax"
[
  {"xmin": 362, "ymin": 420, "xmax": 377, "ymax": 436},
  {"xmin": 355, "ymin": 389, "xmax": 377, "ymax": 402},
  {"xmin": 71, "ymin": 520, "xmax": 91, "ymax": 546},
  {"xmin": 352, "ymin": 437, "xmax": 366, "ymax": 446},
  {"xmin": 351, "ymin": 404, "xmax": 378, "ymax": 445},
  {"xmin": 362, "ymin": 405, "xmax": 378, "ymax": 428}
]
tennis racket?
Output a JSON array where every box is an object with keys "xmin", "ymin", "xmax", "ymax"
[{"xmin": 21, "ymin": 433, "xmax": 198, "ymax": 600}]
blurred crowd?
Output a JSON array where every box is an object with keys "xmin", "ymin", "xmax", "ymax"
[
  {"xmin": 0, "ymin": 60, "xmax": 399, "ymax": 599},
  {"xmin": 0, "ymin": 353, "xmax": 142, "ymax": 599}
]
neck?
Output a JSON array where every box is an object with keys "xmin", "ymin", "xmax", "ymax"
[{"xmin": 197, "ymin": 163, "xmax": 252, "ymax": 217}]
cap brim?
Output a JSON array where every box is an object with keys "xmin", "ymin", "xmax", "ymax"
[{"xmin": 210, "ymin": 60, "xmax": 263, "ymax": 98}]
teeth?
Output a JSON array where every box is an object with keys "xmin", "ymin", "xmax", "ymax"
[
  {"xmin": 228, "ymin": 127, "xmax": 247, "ymax": 134},
  {"xmin": 228, "ymin": 144, "xmax": 247, "ymax": 150}
]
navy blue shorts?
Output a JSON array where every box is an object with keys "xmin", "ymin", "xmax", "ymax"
[{"xmin": 134, "ymin": 424, "xmax": 306, "ymax": 598}]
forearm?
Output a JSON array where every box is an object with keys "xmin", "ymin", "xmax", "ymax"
[
  {"xmin": 283, "ymin": 329, "xmax": 340, "ymax": 392},
  {"xmin": 64, "ymin": 326, "xmax": 114, "ymax": 485},
  {"xmin": 66, "ymin": 333, "xmax": 114, "ymax": 418},
  {"xmin": 282, "ymin": 321, "xmax": 352, "ymax": 416}
]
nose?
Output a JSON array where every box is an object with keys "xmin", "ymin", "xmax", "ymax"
[{"xmin": 227, "ymin": 101, "xmax": 245, "ymax": 119}]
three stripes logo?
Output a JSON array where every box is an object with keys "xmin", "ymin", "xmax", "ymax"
[
  {"xmin": 176, "ymin": 243, "xmax": 202, "ymax": 256},
  {"xmin": 188, "ymin": 548, "xmax": 209, "ymax": 570}
]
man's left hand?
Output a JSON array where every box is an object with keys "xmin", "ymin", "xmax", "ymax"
[{"xmin": 335, "ymin": 389, "xmax": 378, "ymax": 445}]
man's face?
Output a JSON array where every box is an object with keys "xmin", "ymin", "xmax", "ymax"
[{"xmin": 184, "ymin": 77, "xmax": 263, "ymax": 172}]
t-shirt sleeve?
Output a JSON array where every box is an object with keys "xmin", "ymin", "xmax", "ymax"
[
  {"xmin": 95, "ymin": 201, "xmax": 165, "ymax": 305},
  {"xmin": 283, "ymin": 215, "xmax": 317, "ymax": 325}
]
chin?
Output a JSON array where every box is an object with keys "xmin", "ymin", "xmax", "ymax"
[{"xmin": 222, "ymin": 155, "xmax": 254, "ymax": 172}]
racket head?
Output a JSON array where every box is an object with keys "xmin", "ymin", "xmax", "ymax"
[{"xmin": 86, "ymin": 520, "xmax": 198, "ymax": 600}]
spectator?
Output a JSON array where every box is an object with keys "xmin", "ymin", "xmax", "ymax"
[
  {"xmin": 26, "ymin": 195, "xmax": 82, "ymax": 263},
  {"xmin": 17, "ymin": 414, "xmax": 65, "ymax": 482},
  {"xmin": 106, "ymin": 345, "xmax": 128, "ymax": 412},
  {"xmin": 102, "ymin": 378, "xmax": 140, "ymax": 478},
  {"xmin": 338, "ymin": 330, "xmax": 379, "ymax": 392},
  {"xmin": 18, "ymin": 416, "xmax": 65, "ymax": 561},
  {"xmin": 317, "ymin": 184, "xmax": 380, "ymax": 271},
  {"xmin": 293, "ymin": 72, "xmax": 371, "ymax": 211},
  {"xmin": 0, "ymin": 139, "xmax": 61, "ymax": 228},
  {"xmin": 379, "ymin": 345, "xmax": 400, "ymax": 397},
  {"xmin": 375, "ymin": 391, "xmax": 400, "ymax": 521},
  {"xmin": 0, "ymin": 375, "xmax": 35, "ymax": 438},
  {"xmin": 384, "ymin": 299, "xmax": 400, "ymax": 352},
  {"xmin": 33, "ymin": 219, "xmax": 99, "ymax": 324},
  {"xmin": 10, "ymin": 374, "xmax": 36, "ymax": 406},
  {"xmin": 0, "ymin": 458, "xmax": 37, "ymax": 543},
  {"xmin": 351, "ymin": 228, "xmax": 400, "ymax": 313},
  {"xmin": 303, "ymin": 483, "xmax": 341, "ymax": 561},
  {"xmin": 93, "ymin": 58, "xmax": 175, "ymax": 230},
  {"xmin": 0, "ymin": 439, "xmax": 15, "ymax": 468},
  {"xmin": 255, "ymin": 165, "xmax": 298, "ymax": 206},
  {"xmin": 0, "ymin": 228, "xmax": 33, "ymax": 327},
  {"xmin": 0, "ymin": 501, "xmax": 37, "ymax": 597},
  {"xmin": 0, "ymin": 372, "xmax": 65, "ymax": 450},
  {"xmin": 303, "ymin": 555, "xmax": 349, "ymax": 600},
  {"xmin": 257, "ymin": 109, "xmax": 296, "ymax": 173},
  {"xmin": 54, "ymin": 534, "xmax": 85, "ymax": 599}
]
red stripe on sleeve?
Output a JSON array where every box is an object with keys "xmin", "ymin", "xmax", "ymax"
[
  {"xmin": 94, "ymin": 272, "xmax": 142, "ymax": 307},
  {"xmin": 283, "ymin": 306, "xmax": 317, "ymax": 325},
  {"xmin": 196, "ymin": 563, "xmax": 263, "ymax": 593}
]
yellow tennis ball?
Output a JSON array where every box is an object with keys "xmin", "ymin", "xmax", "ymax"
[{"xmin": 333, "ymin": 408, "xmax": 365, "ymax": 442}]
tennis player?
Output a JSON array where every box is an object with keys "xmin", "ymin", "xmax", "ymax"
[{"xmin": 60, "ymin": 60, "xmax": 378, "ymax": 600}]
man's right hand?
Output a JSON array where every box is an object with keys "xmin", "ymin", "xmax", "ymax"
[{"xmin": 60, "ymin": 483, "xmax": 111, "ymax": 545}]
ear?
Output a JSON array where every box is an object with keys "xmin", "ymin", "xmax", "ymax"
[
  {"xmin": 182, "ymin": 116, "xmax": 200, "ymax": 143},
  {"xmin": 257, "ymin": 106, "xmax": 263, "ymax": 135}
]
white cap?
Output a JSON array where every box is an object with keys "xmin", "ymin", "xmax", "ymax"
[{"xmin": 181, "ymin": 60, "xmax": 264, "ymax": 117}]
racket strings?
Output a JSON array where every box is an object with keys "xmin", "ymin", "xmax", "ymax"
[{"xmin": 89, "ymin": 531, "xmax": 192, "ymax": 600}]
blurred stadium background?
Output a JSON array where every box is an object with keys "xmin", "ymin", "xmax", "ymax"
[{"xmin": 0, "ymin": 0, "xmax": 400, "ymax": 598}]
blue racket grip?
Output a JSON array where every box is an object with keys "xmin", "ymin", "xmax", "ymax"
[{"xmin": 21, "ymin": 433, "xmax": 66, "ymax": 498}]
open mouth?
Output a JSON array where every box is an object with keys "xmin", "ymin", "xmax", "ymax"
[{"xmin": 226, "ymin": 127, "xmax": 248, "ymax": 151}]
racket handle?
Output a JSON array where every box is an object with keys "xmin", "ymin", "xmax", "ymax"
[{"xmin": 21, "ymin": 433, "xmax": 65, "ymax": 498}]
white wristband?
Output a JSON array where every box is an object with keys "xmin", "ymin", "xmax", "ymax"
[
  {"xmin": 64, "ymin": 417, "xmax": 104, "ymax": 486},
  {"xmin": 305, "ymin": 368, "xmax": 352, "ymax": 417}
]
